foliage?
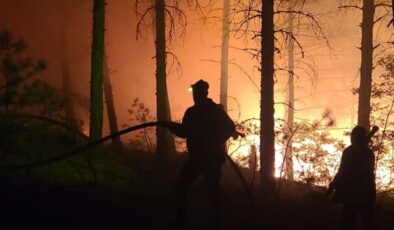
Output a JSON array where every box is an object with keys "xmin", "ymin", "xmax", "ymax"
[
  {"xmin": 369, "ymin": 54, "xmax": 394, "ymax": 191},
  {"xmin": 0, "ymin": 31, "xmax": 102, "ymax": 187},
  {"xmin": 0, "ymin": 30, "xmax": 65, "ymax": 117},
  {"xmin": 349, "ymin": 54, "xmax": 394, "ymax": 191},
  {"xmin": 372, "ymin": 55, "xmax": 394, "ymax": 99},
  {"xmin": 126, "ymin": 97, "xmax": 155, "ymax": 152},
  {"xmin": 125, "ymin": 97, "xmax": 187, "ymax": 153},
  {"xmin": 232, "ymin": 0, "xmax": 330, "ymax": 74},
  {"xmin": 228, "ymin": 118, "xmax": 260, "ymax": 166},
  {"xmin": 229, "ymin": 111, "xmax": 346, "ymax": 188},
  {"xmin": 277, "ymin": 110, "xmax": 343, "ymax": 187}
]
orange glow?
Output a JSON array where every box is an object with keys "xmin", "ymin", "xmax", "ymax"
[
  {"xmin": 229, "ymin": 132, "xmax": 392, "ymax": 190},
  {"xmin": 1, "ymin": 1, "xmax": 392, "ymax": 191}
]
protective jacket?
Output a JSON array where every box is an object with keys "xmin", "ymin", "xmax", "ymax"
[
  {"xmin": 330, "ymin": 144, "xmax": 376, "ymax": 204},
  {"xmin": 169, "ymin": 98, "xmax": 235, "ymax": 163}
]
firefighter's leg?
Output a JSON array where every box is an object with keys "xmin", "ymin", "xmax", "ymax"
[
  {"xmin": 361, "ymin": 202, "xmax": 376, "ymax": 230},
  {"xmin": 175, "ymin": 157, "xmax": 201, "ymax": 225},
  {"xmin": 204, "ymin": 162, "xmax": 222, "ymax": 229},
  {"xmin": 342, "ymin": 203, "xmax": 357, "ymax": 230}
]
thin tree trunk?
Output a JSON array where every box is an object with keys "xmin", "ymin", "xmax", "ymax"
[
  {"xmin": 103, "ymin": 55, "xmax": 123, "ymax": 152},
  {"xmin": 61, "ymin": 0, "xmax": 75, "ymax": 123},
  {"xmin": 357, "ymin": 0, "xmax": 375, "ymax": 130},
  {"xmin": 155, "ymin": 0, "xmax": 175, "ymax": 164},
  {"xmin": 260, "ymin": 0, "xmax": 276, "ymax": 194},
  {"xmin": 220, "ymin": 0, "xmax": 230, "ymax": 111},
  {"xmin": 89, "ymin": 0, "xmax": 105, "ymax": 140},
  {"xmin": 284, "ymin": 7, "xmax": 294, "ymax": 181}
]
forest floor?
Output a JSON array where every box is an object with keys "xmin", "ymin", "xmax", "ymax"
[{"xmin": 1, "ymin": 155, "xmax": 394, "ymax": 230}]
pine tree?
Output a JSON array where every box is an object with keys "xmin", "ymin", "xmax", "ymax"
[{"xmin": 89, "ymin": 0, "xmax": 105, "ymax": 140}]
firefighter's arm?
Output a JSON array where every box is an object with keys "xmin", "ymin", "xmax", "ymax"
[
  {"xmin": 327, "ymin": 148, "xmax": 349, "ymax": 196},
  {"xmin": 215, "ymin": 104, "xmax": 235, "ymax": 138},
  {"xmin": 157, "ymin": 121, "xmax": 187, "ymax": 138},
  {"xmin": 327, "ymin": 181, "xmax": 335, "ymax": 197},
  {"xmin": 221, "ymin": 108, "xmax": 239, "ymax": 139}
]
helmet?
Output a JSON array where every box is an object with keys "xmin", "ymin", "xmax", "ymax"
[
  {"xmin": 351, "ymin": 126, "xmax": 367, "ymax": 145},
  {"xmin": 191, "ymin": 79, "xmax": 209, "ymax": 94}
]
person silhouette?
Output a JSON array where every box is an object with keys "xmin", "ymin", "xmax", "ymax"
[
  {"xmin": 327, "ymin": 126, "xmax": 377, "ymax": 230},
  {"xmin": 159, "ymin": 79, "xmax": 236, "ymax": 229}
]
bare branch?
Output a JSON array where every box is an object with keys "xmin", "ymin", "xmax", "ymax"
[
  {"xmin": 135, "ymin": 6, "xmax": 154, "ymax": 40},
  {"xmin": 200, "ymin": 58, "xmax": 260, "ymax": 90},
  {"xmin": 338, "ymin": 5, "xmax": 362, "ymax": 10},
  {"xmin": 374, "ymin": 11, "xmax": 391, "ymax": 24},
  {"xmin": 374, "ymin": 3, "xmax": 392, "ymax": 9},
  {"xmin": 166, "ymin": 50, "xmax": 183, "ymax": 75},
  {"xmin": 275, "ymin": 28, "xmax": 305, "ymax": 58}
]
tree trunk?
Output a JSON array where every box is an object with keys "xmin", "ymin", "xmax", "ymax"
[
  {"xmin": 260, "ymin": 0, "xmax": 276, "ymax": 194},
  {"xmin": 61, "ymin": 0, "xmax": 75, "ymax": 123},
  {"xmin": 89, "ymin": 0, "xmax": 105, "ymax": 140},
  {"xmin": 155, "ymin": 0, "xmax": 175, "ymax": 164},
  {"xmin": 103, "ymin": 55, "xmax": 123, "ymax": 152},
  {"xmin": 357, "ymin": 0, "xmax": 375, "ymax": 130},
  {"xmin": 220, "ymin": 0, "xmax": 230, "ymax": 111},
  {"xmin": 284, "ymin": 7, "xmax": 294, "ymax": 181}
]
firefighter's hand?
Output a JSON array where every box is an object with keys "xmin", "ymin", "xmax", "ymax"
[
  {"xmin": 326, "ymin": 183, "xmax": 334, "ymax": 197},
  {"xmin": 232, "ymin": 131, "xmax": 245, "ymax": 140},
  {"xmin": 371, "ymin": 125, "xmax": 379, "ymax": 133},
  {"xmin": 157, "ymin": 121, "xmax": 185, "ymax": 137}
]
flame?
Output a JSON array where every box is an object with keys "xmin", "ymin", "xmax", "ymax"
[{"xmin": 228, "ymin": 133, "xmax": 393, "ymax": 190}]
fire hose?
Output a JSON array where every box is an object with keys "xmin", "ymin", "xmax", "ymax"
[{"xmin": 0, "ymin": 121, "xmax": 253, "ymax": 210}]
